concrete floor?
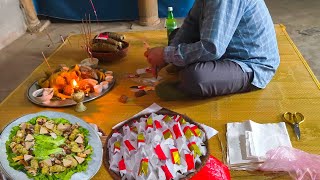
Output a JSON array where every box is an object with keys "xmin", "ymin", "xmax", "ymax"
[{"xmin": 0, "ymin": 0, "xmax": 319, "ymax": 102}]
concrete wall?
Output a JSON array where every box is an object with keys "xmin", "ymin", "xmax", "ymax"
[{"xmin": 0, "ymin": 0, "xmax": 26, "ymax": 50}]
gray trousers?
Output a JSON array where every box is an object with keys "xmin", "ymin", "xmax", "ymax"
[
  {"xmin": 177, "ymin": 60, "xmax": 256, "ymax": 97},
  {"xmin": 169, "ymin": 28, "xmax": 257, "ymax": 97}
]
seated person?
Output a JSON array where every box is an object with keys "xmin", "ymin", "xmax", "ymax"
[{"xmin": 144, "ymin": 0, "xmax": 280, "ymax": 98}]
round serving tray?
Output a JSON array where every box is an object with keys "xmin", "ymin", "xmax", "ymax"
[
  {"xmin": 104, "ymin": 108, "xmax": 210, "ymax": 180},
  {"xmin": 27, "ymin": 78, "xmax": 115, "ymax": 108},
  {"xmin": 0, "ymin": 111, "xmax": 103, "ymax": 180}
]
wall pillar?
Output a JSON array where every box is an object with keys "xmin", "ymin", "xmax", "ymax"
[
  {"xmin": 138, "ymin": 0, "xmax": 160, "ymax": 26},
  {"xmin": 20, "ymin": 0, "xmax": 50, "ymax": 32}
]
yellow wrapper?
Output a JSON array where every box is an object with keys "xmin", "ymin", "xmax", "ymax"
[
  {"xmin": 162, "ymin": 115, "xmax": 172, "ymax": 123},
  {"xmin": 172, "ymin": 150, "xmax": 181, "ymax": 165},
  {"xmin": 188, "ymin": 143, "xmax": 202, "ymax": 156},
  {"xmin": 139, "ymin": 159, "xmax": 148, "ymax": 176},
  {"xmin": 114, "ymin": 141, "xmax": 121, "ymax": 149},
  {"xmin": 163, "ymin": 129, "xmax": 173, "ymax": 139},
  {"xmin": 147, "ymin": 116, "xmax": 153, "ymax": 125},
  {"xmin": 184, "ymin": 128, "xmax": 194, "ymax": 139},
  {"xmin": 179, "ymin": 118, "xmax": 187, "ymax": 125},
  {"xmin": 137, "ymin": 133, "xmax": 145, "ymax": 142},
  {"xmin": 131, "ymin": 126, "xmax": 138, "ymax": 133}
]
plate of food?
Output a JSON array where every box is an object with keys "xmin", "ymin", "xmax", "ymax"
[
  {"xmin": 105, "ymin": 109, "xmax": 209, "ymax": 180},
  {"xmin": 27, "ymin": 64, "xmax": 115, "ymax": 107},
  {"xmin": 0, "ymin": 111, "xmax": 103, "ymax": 180}
]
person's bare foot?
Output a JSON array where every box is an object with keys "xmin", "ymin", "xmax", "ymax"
[
  {"xmin": 166, "ymin": 64, "xmax": 183, "ymax": 75},
  {"xmin": 155, "ymin": 81, "xmax": 189, "ymax": 101}
]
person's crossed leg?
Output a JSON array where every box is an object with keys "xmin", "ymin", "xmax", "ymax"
[
  {"xmin": 156, "ymin": 59, "xmax": 256, "ymax": 100},
  {"xmin": 178, "ymin": 60, "xmax": 255, "ymax": 97}
]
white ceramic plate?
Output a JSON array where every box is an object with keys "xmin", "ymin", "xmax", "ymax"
[{"xmin": 0, "ymin": 111, "xmax": 103, "ymax": 180}]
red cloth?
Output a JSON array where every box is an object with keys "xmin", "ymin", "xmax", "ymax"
[{"xmin": 191, "ymin": 155, "xmax": 230, "ymax": 180}]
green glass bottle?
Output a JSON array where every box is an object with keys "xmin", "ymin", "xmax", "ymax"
[{"xmin": 166, "ymin": 7, "xmax": 177, "ymax": 39}]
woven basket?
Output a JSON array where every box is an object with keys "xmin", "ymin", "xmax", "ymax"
[
  {"xmin": 104, "ymin": 108, "xmax": 209, "ymax": 180},
  {"xmin": 92, "ymin": 41, "xmax": 129, "ymax": 63}
]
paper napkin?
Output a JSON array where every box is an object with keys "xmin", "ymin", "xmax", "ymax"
[{"xmin": 226, "ymin": 120, "xmax": 292, "ymax": 170}]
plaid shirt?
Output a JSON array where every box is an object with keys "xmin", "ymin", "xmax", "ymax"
[{"xmin": 164, "ymin": 0, "xmax": 280, "ymax": 88}]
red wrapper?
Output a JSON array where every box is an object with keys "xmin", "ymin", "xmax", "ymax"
[
  {"xmin": 185, "ymin": 153, "xmax": 195, "ymax": 170},
  {"xmin": 119, "ymin": 158, "xmax": 126, "ymax": 171},
  {"xmin": 154, "ymin": 120, "xmax": 162, "ymax": 129},
  {"xmin": 97, "ymin": 33, "xmax": 109, "ymax": 40},
  {"xmin": 161, "ymin": 165, "xmax": 173, "ymax": 180},
  {"xmin": 124, "ymin": 140, "xmax": 136, "ymax": 151},
  {"xmin": 154, "ymin": 144, "xmax": 167, "ymax": 160},
  {"xmin": 173, "ymin": 115, "xmax": 182, "ymax": 122},
  {"xmin": 190, "ymin": 155, "xmax": 230, "ymax": 180},
  {"xmin": 173, "ymin": 124, "xmax": 183, "ymax": 139}
]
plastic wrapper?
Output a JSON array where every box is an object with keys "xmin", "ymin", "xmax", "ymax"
[
  {"xmin": 259, "ymin": 146, "xmax": 320, "ymax": 180},
  {"xmin": 191, "ymin": 155, "xmax": 231, "ymax": 180}
]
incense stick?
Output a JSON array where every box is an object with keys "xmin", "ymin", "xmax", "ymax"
[
  {"xmin": 88, "ymin": 0, "xmax": 99, "ymax": 22},
  {"xmin": 87, "ymin": 14, "xmax": 93, "ymax": 61},
  {"xmin": 44, "ymin": 29, "xmax": 54, "ymax": 47},
  {"xmin": 42, "ymin": 52, "xmax": 52, "ymax": 74},
  {"xmin": 60, "ymin": 35, "xmax": 65, "ymax": 43},
  {"xmin": 81, "ymin": 14, "xmax": 93, "ymax": 60},
  {"xmin": 143, "ymin": 40, "xmax": 150, "ymax": 50}
]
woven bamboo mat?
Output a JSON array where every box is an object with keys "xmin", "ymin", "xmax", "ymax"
[{"xmin": 0, "ymin": 24, "xmax": 319, "ymax": 179}]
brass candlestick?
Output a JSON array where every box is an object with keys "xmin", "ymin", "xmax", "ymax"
[{"xmin": 72, "ymin": 91, "xmax": 87, "ymax": 112}]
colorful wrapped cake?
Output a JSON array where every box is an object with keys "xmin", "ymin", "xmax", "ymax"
[{"xmin": 105, "ymin": 111, "xmax": 209, "ymax": 180}]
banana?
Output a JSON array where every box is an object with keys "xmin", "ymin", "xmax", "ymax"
[{"xmin": 95, "ymin": 70, "xmax": 105, "ymax": 82}]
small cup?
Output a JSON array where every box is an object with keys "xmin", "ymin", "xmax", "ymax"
[
  {"xmin": 105, "ymin": 75, "xmax": 113, "ymax": 82},
  {"xmin": 80, "ymin": 58, "xmax": 99, "ymax": 68},
  {"xmin": 100, "ymin": 81, "xmax": 109, "ymax": 90},
  {"xmin": 32, "ymin": 88, "xmax": 54, "ymax": 103},
  {"xmin": 105, "ymin": 71, "xmax": 113, "ymax": 76},
  {"xmin": 94, "ymin": 84, "xmax": 103, "ymax": 93}
]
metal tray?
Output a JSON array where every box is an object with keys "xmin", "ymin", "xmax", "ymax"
[
  {"xmin": 27, "ymin": 78, "xmax": 115, "ymax": 107},
  {"xmin": 0, "ymin": 111, "xmax": 103, "ymax": 180}
]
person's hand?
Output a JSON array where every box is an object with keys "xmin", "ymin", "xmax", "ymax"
[{"xmin": 144, "ymin": 47, "xmax": 168, "ymax": 77}]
